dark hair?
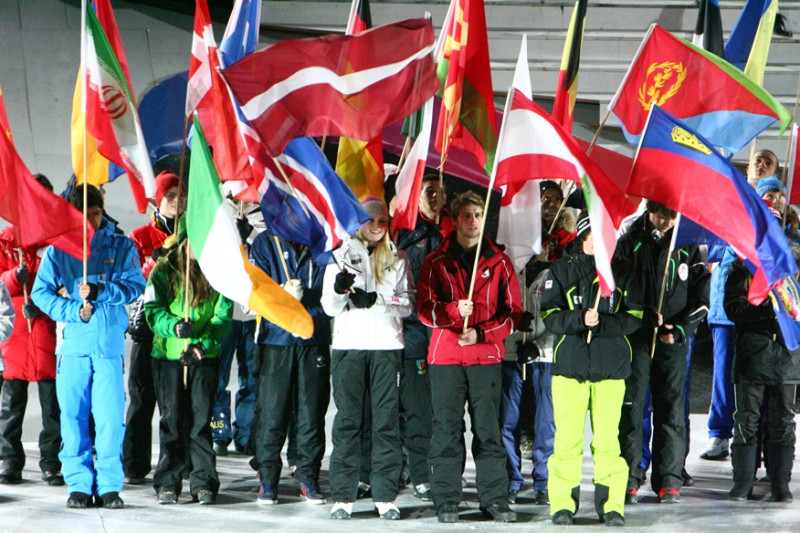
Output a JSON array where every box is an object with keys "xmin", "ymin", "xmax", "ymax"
[
  {"xmin": 33, "ymin": 173, "xmax": 53, "ymax": 192},
  {"xmin": 450, "ymin": 191, "xmax": 483, "ymax": 218},
  {"xmin": 69, "ymin": 184, "xmax": 104, "ymax": 211},
  {"xmin": 165, "ymin": 240, "xmax": 216, "ymax": 308},
  {"xmin": 645, "ymin": 200, "xmax": 676, "ymax": 219}
]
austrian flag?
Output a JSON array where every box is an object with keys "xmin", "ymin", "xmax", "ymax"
[{"xmin": 221, "ymin": 18, "xmax": 439, "ymax": 156}]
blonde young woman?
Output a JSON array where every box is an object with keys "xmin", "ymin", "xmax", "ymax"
[{"xmin": 322, "ymin": 197, "xmax": 415, "ymax": 520}]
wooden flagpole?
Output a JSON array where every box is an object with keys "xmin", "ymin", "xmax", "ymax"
[
  {"xmin": 183, "ymin": 240, "xmax": 192, "ymax": 389},
  {"xmin": 80, "ymin": 0, "xmax": 91, "ymax": 322},
  {"xmin": 779, "ymin": 75, "xmax": 800, "ymax": 227},
  {"xmin": 16, "ymin": 250, "xmax": 31, "ymax": 333},
  {"xmin": 650, "ymin": 214, "xmax": 681, "ymax": 358}
]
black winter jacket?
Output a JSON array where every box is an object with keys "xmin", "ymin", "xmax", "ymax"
[
  {"xmin": 724, "ymin": 259, "xmax": 800, "ymax": 385},
  {"xmin": 541, "ymin": 242, "xmax": 642, "ymax": 382}
]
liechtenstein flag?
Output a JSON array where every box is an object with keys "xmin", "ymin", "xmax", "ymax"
[{"xmin": 627, "ymin": 105, "xmax": 796, "ymax": 304}]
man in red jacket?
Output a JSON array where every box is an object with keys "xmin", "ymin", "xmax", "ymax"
[
  {"xmin": 417, "ymin": 191, "xmax": 522, "ymax": 524},
  {"xmin": 0, "ymin": 174, "xmax": 61, "ymax": 485}
]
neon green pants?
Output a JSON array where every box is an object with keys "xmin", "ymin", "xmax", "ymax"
[{"xmin": 548, "ymin": 375, "xmax": 628, "ymax": 517}]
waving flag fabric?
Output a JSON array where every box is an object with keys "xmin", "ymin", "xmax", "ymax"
[
  {"xmin": 609, "ymin": 24, "xmax": 791, "ymax": 154},
  {"xmin": 219, "ymin": 0, "xmax": 261, "ymax": 68},
  {"xmin": 258, "ymin": 137, "xmax": 370, "ymax": 264},
  {"xmin": 627, "ymin": 105, "xmax": 796, "ymax": 304},
  {"xmin": 692, "ymin": 0, "xmax": 724, "ymax": 58},
  {"xmin": 188, "ymin": 118, "xmax": 313, "ymax": 339},
  {"xmin": 434, "ymin": 0, "xmax": 497, "ymax": 175},
  {"xmin": 222, "ymin": 18, "xmax": 438, "ymax": 157},
  {"xmin": 786, "ymin": 124, "xmax": 800, "ymax": 204},
  {"xmin": 725, "ymin": 0, "xmax": 777, "ymax": 82},
  {"xmin": 186, "ymin": 0, "xmax": 214, "ymax": 117},
  {"xmin": 552, "ymin": 0, "xmax": 587, "ymax": 132}
]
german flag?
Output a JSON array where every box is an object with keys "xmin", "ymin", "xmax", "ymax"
[
  {"xmin": 335, "ymin": 0, "xmax": 385, "ymax": 200},
  {"xmin": 551, "ymin": 0, "xmax": 587, "ymax": 133}
]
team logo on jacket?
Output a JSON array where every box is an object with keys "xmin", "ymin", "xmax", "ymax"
[
  {"xmin": 678, "ymin": 263, "xmax": 688, "ymax": 281},
  {"xmin": 572, "ymin": 295, "xmax": 583, "ymax": 306},
  {"xmin": 481, "ymin": 268, "xmax": 490, "ymax": 278}
]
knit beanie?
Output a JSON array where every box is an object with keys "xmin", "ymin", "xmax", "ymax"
[
  {"xmin": 154, "ymin": 171, "xmax": 181, "ymax": 206},
  {"xmin": 756, "ymin": 176, "xmax": 782, "ymax": 198}
]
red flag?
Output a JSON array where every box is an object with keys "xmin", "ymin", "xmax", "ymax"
[
  {"xmin": 186, "ymin": 0, "xmax": 214, "ymax": 116},
  {"xmin": 221, "ymin": 18, "xmax": 439, "ymax": 157},
  {"xmin": 0, "ymin": 93, "xmax": 91, "ymax": 259},
  {"xmin": 787, "ymin": 124, "xmax": 800, "ymax": 204},
  {"xmin": 552, "ymin": 0, "xmax": 587, "ymax": 132},
  {"xmin": 434, "ymin": 0, "xmax": 497, "ymax": 175}
]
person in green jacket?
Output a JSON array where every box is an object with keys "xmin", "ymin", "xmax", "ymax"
[{"xmin": 144, "ymin": 238, "xmax": 233, "ymax": 506}]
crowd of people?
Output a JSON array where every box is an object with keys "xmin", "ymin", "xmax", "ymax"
[{"xmin": 0, "ymin": 150, "xmax": 797, "ymax": 526}]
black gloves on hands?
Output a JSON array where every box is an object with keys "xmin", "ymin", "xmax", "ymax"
[
  {"xmin": 83, "ymin": 283, "xmax": 99, "ymax": 302},
  {"xmin": 15, "ymin": 266, "xmax": 28, "ymax": 285},
  {"xmin": 516, "ymin": 341, "xmax": 540, "ymax": 365},
  {"xmin": 22, "ymin": 302, "xmax": 41, "ymax": 319},
  {"xmin": 659, "ymin": 324, "xmax": 686, "ymax": 345},
  {"xmin": 236, "ymin": 217, "xmax": 253, "ymax": 242},
  {"xmin": 175, "ymin": 320, "xmax": 194, "ymax": 339},
  {"xmin": 349, "ymin": 287, "xmax": 377, "ymax": 309},
  {"xmin": 180, "ymin": 343, "xmax": 205, "ymax": 367},
  {"xmin": 517, "ymin": 311, "xmax": 535, "ymax": 332},
  {"xmin": 334, "ymin": 269, "xmax": 356, "ymax": 294}
]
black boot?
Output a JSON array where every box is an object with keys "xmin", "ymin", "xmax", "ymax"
[
  {"xmin": 595, "ymin": 483, "xmax": 610, "ymax": 519},
  {"xmin": 766, "ymin": 445, "xmax": 794, "ymax": 502},
  {"xmin": 729, "ymin": 445, "xmax": 757, "ymax": 501}
]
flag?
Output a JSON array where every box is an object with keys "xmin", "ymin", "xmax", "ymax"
[
  {"xmin": 188, "ymin": 118, "xmax": 313, "ymax": 339},
  {"xmin": 219, "ymin": 0, "xmax": 261, "ymax": 68},
  {"xmin": 83, "ymin": 6, "xmax": 155, "ymax": 212},
  {"xmin": 0, "ymin": 85, "xmax": 10, "ymax": 140},
  {"xmin": 552, "ymin": 0, "xmax": 588, "ymax": 132},
  {"xmin": 71, "ymin": 0, "xmax": 132, "ymax": 190},
  {"xmin": 335, "ymin": 0, "xmax": 385, "ymax": 200},
  {"xmin": 581, "ymin": 173, "xmax": 617, "ymax": 296},
  {"xmin": 787, "ymin": 123, "xmax": 800, "ymax": 204},
  {"xmin": 186, "ymin": 0, "xmax": 214, "ymax": 117},
  {"xmin": 771, "ymin": 275, "xmax": 800, "ymax": 351},
  {"xmin": 0, "ymin": 88, "xmax": 91, "ymax": 260},
  {"xmin": 627, "ymin": 105, "xmax": 796, "ymax": 304},
  {"xmin": 259, "ymin": 137, "xmax": 371, "ymax": 264},
  {"xmin": 609, "ymin": 24, "xmax": 792, "ymax": 154},
  {"xmin": 138, "ymin": 71, "xmax": 189, "ymax": 162},
  {"xmin": 725, "ymin": 0, "xmax": 778, "ymax": 84},
  {"xmin": 221, "ymin": 18, "xmax": 438, "ymax": 157},
  {"xmin": 390, "ymin": 98, "xmax": 433, "ymax": 236},
  {"xmin": 692, "ymin": 0, "xmax": 724, "ymax": 58},
  {"xmin": 434, "ymin": 0, "xmax": 497, "ymax": 175}
]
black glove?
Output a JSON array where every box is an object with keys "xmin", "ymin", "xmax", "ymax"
[
  {"xmin": 334, "ymin": 269, "xmax": 356, "ymax": 294},
  {"xmin": 643, "ymin": 309, "xmax": 662, "ymax": 329},
  {"xmin": 175, "ymin": 319, "xmax": 194, "ymax": 339},
  {"xmin": 517, "ymin": 311, "xmax": 535, "ymax": 332},
  {"xmin": 22, "ymin": 302, "xmax": 41, "ymax": 319},
  {"xmin": 151, "ymin": 246, "xmax": 169, "ymax": 262},
  {"xmin": 658, "ymin": 323, "xmax": 686, "ymax": 344},
  {"xmin": 516, "ymin": 341, "xmax": 540, "ymax": 365},
  {"xmin": 180, "ymin": 343, "xmax": 205, "ymax": 367},
  {"xmin": 84, "ymin": 283, "xmax": 99, "ymax": 301},
  {"xmin": 15, "ymin": 266, "xmax": 28, "ymax": 285},
  {"xmin": 349, "ymin": 287, "xmax": 377, "ymax": 309},
  {"xmin": 236, "ymin": 217, "xmax": 253, "ymax": 242}
]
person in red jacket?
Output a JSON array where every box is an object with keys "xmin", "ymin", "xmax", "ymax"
[
  {"xmin": 417, "ymin": 191, "xmax": 522, "ymax": 524},
  {"xmin": 0, "ymin": 174, "xmax": 60, "ymax": 485},
  {"xmin": 122, "ymin": 171, "xmax": 185, "ymax": 484}
]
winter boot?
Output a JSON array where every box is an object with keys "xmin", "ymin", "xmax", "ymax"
[
  {"xmin": 766, "ymin": 445, "xmax": 794, "ymax": 502},
  {"xmin": 729, "ymin": 445, "xmax": 757, "ymax": 501}
]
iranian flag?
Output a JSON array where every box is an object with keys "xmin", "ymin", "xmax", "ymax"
[
  {"xmin": 581, "ymin": 174, "xmax": 617, "ymax": 296},
  {"xmin": 84, "ymin": 6, "xmax": 154, "ymax": 210},
  {"xmin": 187, "ymin": 117, "xmax": 314, "ymax": 339}
]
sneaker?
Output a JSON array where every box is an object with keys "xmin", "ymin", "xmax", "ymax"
[
  {"xmin": 356, "ymin": 481, "xmax": 372, "ymax": 499},
  {"xmin": 480, "ymin": 502, "xmax": 518, "ymax": 522},
  {"xmin": 257, "ymin": 483, "xmax": 278, "ymax": 505},
  {"xmin": 196, "ymin": 489, "xmax": 215, "ymax": 505},
  {"xmin": 330, "ymin": 501, "xmax": 352, "ymax": 519},
  {"xmin": 157, "ymin": 489, "xmax": 179, "ymax": 505},
  {"xmin": 700, "ymin": 437, "xmax": 729, "ymax": 461},
  {"xmin": 66, "ymin": 491, "xmax": 92, "ymax": 509},
  {"xmin": 123, "ymin": 475, "xmax": 145, "ymax": 485},
  {"xmin": 625, "ymin": 486, "xmax": 639, "ymax": 505},
  {"xmin": 289, "ymin": 464, "xmax": 297, "ymax": 478},
  {"xmin": 552, "ymin": 509, "xmax": 574, "ymax": 525},
  {"xmin": 602, "ymin": 511, "xmax": 625, "ymax": 527},
  {"xmin": 437, "ymin": 503, "xmax": 459, "ymax": 523},
  {"xmin": 213, "ymin": 442, "xmax": 229, "ymax": 456},
  {"xmin": 299, "ymin": 482, "xmax": 326, "ymax": 504},
  {"xmin": 534, "ymin": 489, "xmax": 550, "ymax": 505},
  {"xmin": 42, "ymin": 470, "xmax": 65, "ymax": 486},
  {"xmin": 414, "ymin": 483, "xmax": 432, "ymax": 501},
  {"xmin": 507, "ymin": 488, "xmax": 518, "ymax": 504},
  {"xmin": 375, "ymin": 501, "xmax": 401, "ymax": 520},
  {"xmin": 659, "ymin": 487, "xmax": 681, "ymax": 504},
  {"xmin": 682, "ymin": 468, "xmax": 695, "ymax": 487},
  {"xmin": 0, "ymin": 468, "xmax": 21, "ymax": 484},
  {"xmin": 99, "ymin": 492, "xmax": 124, "ymax": 509}
]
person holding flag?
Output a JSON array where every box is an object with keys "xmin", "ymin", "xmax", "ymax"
[
  {"xmin": 31, "ymin": 184, "xmax": 145, "ymax": 509},
  {"xmin": 541, "ymin": 211, "xmax": 640, "ymax": 526}
]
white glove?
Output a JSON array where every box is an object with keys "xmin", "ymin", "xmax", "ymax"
[{"xmin": 282, "ymin": 279, "xmax": 304, "ymax": 301}]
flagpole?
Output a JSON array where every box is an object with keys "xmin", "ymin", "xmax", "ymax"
[
  {"xmin": 779, "ymin": 75, "xmax": 800, "ymax": 227},
  {"xmin": 650, "ymin": 214, "xmax": 681, "ymax": 358},
  {"xmin": 271, "ymin": 156, "xmax": 312, "ymax": 219},
  {"xmin": 521, "ymin": 268, "xmax": 527, "ymax": 381},
  {"xmin": 585, "ymin": 290, "xmax": 602, "ymax": 344},
  {"xmin": 183, "ymin": 240, "xmax": 192, "ymax": 389},
  {"xmin": 80, "ymin": 0, "xmax": 88, "ymax": 288},
  {"xmin": 547, "ymin": 108, "xmax": 610, "ymax": 235},
  {"xmin": 17, "ymin": 249, "xmax": 31, "ymax": 334},
  {"xmin": 273, "ymin": 235, "xmax": 292, "ymax": 280},
  {"xmin": 396, "ymin": 136, "xmax": 412, "ymax": 174}
]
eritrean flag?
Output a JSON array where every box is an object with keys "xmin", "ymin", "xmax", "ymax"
[
  {"xmin": 187, "ymin": 117, "xmax": 314, "ymax": 339},
  {"xmin": 610, "ymin": 24, "xmax": 791, "ymax": 155},
  {"xmin": 628, "ymin": 105, "xmax": 796, "ymax": 305}
]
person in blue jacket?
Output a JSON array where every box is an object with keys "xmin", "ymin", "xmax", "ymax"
[{"xmin": 31, "ymin": 184, "xmax": 145, "ymax": 509}]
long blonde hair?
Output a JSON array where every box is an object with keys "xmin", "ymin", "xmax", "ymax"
[{"xmin": 356, "ymin": 231, "xmax": 395, "ymax": 286}]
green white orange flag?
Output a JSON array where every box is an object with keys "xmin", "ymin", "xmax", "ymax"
[
  {"xmin": 434, "ymin": 0, "xmax": 497, "ymax": 175},
  {"xmin": 187, "ymin": 117, "xmax": 313, "ymax": 339},
  {"xmin": 581, "ymin": 173, "xmax": 616, "ymax": 296}
]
